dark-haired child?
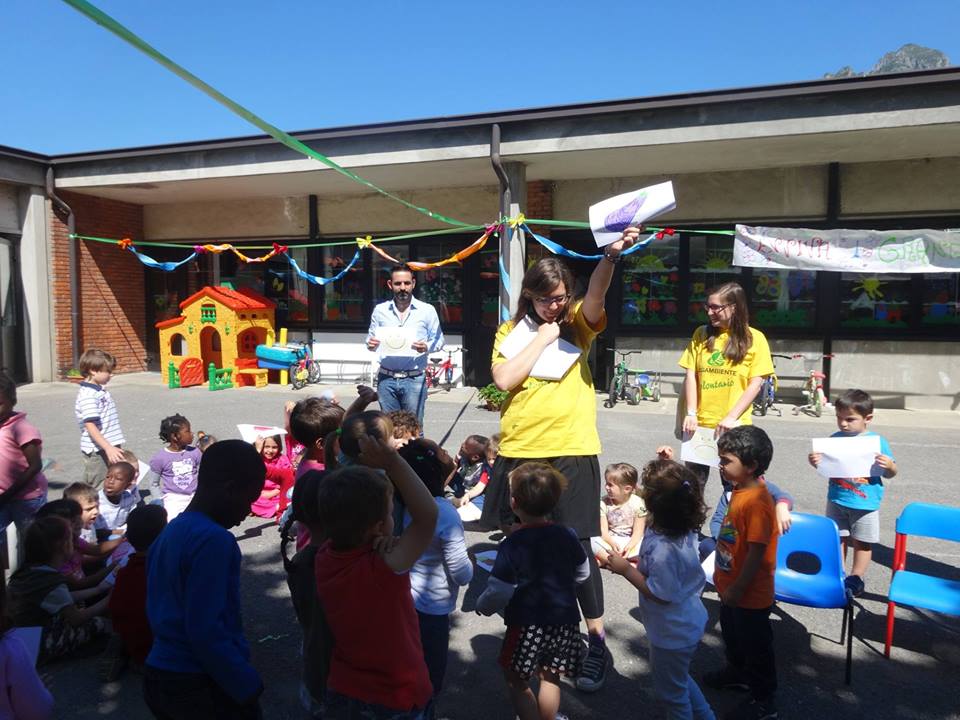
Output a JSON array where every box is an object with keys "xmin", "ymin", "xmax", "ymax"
[
  {"xmin": 448, "ymin": 435, "xmax": 492, "ymax": 511},
  {"xmin": 0, "ymin": 370, "xmax": 48, "ymax": 548},
  {"xmin": 327, "ymin": 410, "xmax": 394, "ymax": 470},
  {"xmin": 399, "ymin": 439, "xmax": 472, "ymax": 715},
  {"xmin": 281, "ymin": 470, "xmax": 332, "ymax": 719},
  {"xmin": 45, "ymin": 492, "xmax": 121, "ymax": 586},
  {"xmin": 108, "ymin": 504, "xmax": 168, "ymax": 677},
  {"xmin": 705, "ymin": 425, "xmax": 778, "ymax": 720},
  {"xmin": 147, "ymin": 414, "xmax": 201, "ymax": 521},
  {"xmin": 607, "ymin": 459, "xmax": 715, "ymax": 720},
  {"xmin": 7, "ymin": 516, "xmax": 110, "ymax": 663},
  {"xmin": 314, "ymin": 436, "xmax": 438, "ymax": 719},
  {"xmin": 251, "ymin": 435, "xmax": 292, "ymax": 520},
  {"xmin": 95, "ymin": 461, "xmax": 142, "ymax": 537},
  {"xmin": 477, "ymin": 463, "xmax": 588, "ymax": 720},
  {"xmin": 144, "ymin": 440, "xmax": 265, "ymax": 719},
  {"xmin": 289, "ymin": 396, "xmax": 346, "ymax": 481},
  {"xmin": 808, "ymin": 388, "xmax": 897, "ymax": 597},
  {"xmin": 74, "ymin": 348, "xmax": 125, "ymax": 488}
]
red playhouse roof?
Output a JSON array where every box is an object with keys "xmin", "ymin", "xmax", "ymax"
[{"xmin": 179, "ymin": 286, "xmax": 276, "ymax": 312}]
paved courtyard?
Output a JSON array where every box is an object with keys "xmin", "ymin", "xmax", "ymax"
[{"xmin": 15, "ymin": 374, "xmax": 960, "ymax": 720}]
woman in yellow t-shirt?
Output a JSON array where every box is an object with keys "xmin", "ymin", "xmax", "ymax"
[
  {"xmin": 479, "ymin": 227, "xmax": 639, "ymax": 692},
  {"xmin": 678, "ymin": 282, "xmax": 774, "ymax": 487}
]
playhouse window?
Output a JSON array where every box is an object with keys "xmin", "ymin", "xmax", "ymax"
[
  {"xmin": 171, "ymin": 333, "xmax": 187, "ymax": 356},
  {"xmin": 200, "ymin": 304, "xmax": 217, "ymax": 323},
  {"xmin": 239, "ymin": 331, "xmax": 258, "ymax": 354}
]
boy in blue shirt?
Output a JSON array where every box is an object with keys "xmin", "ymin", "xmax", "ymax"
[
  {"xmin": 144, "ymin": 440, "xmax": 266, "ymax": 719},
  {"xmin": 808, "ymin": 389, "xmax": 897, "ymax": 597}
]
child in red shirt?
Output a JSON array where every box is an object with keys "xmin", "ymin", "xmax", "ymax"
[
  {"xmin": 109, "ymin": 504, "xmax": 168, "ymax": 671},
  {"xmin": 314, "ymin": 434, "xmax": 438, "ymax": 719}
]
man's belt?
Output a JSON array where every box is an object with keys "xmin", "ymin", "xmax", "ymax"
[{"xmin": 378, "ymin": 369, "xmax": 423, "ymax": 379}]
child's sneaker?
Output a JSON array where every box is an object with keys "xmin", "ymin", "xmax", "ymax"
[
  {"xmin": 844, "ymin": 575, "xmax": 865, "ymax": 598},
  {"xmin": 724, "ymin": 697, "xmax": 778, "ymax": 720},
  {"xmin": 703, "ymin": 665, "xmax": 750, "ymax": 692},
  {"xmin": 575, "ymin": 638, "xmax": 608, "ymax": 692}
]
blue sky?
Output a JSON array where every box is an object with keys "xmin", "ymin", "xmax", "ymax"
[{"xmin": 2, "ymin": 0, "xmax": 958, "ymax": 154}]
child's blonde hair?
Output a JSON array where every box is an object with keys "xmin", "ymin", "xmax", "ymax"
[{"xmin": 63, "ymin": 482, "xmax": 98, "ymax": 504}]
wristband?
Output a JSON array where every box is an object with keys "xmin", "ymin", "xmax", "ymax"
[
  {"xmin": 602, "ymin": 249, "xmax": 621, "ymax": 264},
  {"xmin": 686, "ymin": 410, "xmax": 698, "ymax": 417}
]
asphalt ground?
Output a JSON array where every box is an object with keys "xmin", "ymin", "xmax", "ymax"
[{"xmin": 14, "ymin": 374, "xmax": 960, "ymax": 720}]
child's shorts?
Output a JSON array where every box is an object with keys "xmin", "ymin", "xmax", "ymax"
[
  {"xmin": 499, "ymin": 623, "xmax": 581, "ymax": 681},
  {"xmin": 826, "ymin": 501, "xmax": 880, "ymax": 543}
]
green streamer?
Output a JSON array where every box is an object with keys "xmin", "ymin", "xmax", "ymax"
[{"xmin": 61, "ymin": 0, "xmax": 472, "ymax": 228}]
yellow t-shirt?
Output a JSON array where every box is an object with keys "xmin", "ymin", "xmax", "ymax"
[
  {"xmin": 678, "ymin": 326, "xmax": 773, "ymax": 428},
  {"xmin": 492, "ymin": 301, "xmax": 605, "ymax": 458}
]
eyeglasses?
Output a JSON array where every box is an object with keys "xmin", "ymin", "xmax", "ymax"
[
  {"xmin": 705, "ymin": 303, "xmax": 731, "ymax": 312},
  {"xmin": 533, "ymin": 294, "xmax": 571, "ymax": 307}
]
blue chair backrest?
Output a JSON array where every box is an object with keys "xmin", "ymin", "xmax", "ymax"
[
  {"xmin": 775, "ymin": 512, "xmax": 846, "ymax": 609},
  {"xmin": 896, "ymin": 503, "xmax": 960, "ymax": 543}
]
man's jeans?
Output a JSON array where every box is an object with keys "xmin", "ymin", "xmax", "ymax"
[{"xmin": 377, "ymin": 374, "xmax": 428, "ymax": 425}]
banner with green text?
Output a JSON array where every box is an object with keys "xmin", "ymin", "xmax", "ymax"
[{"xmin": 734, "ymin": 225, "xmax": 960, "ymax": 273}]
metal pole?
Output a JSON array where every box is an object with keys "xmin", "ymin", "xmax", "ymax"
[{"xmin": 490, "ymin": 124, "xmax": 512, "ymax": 323}]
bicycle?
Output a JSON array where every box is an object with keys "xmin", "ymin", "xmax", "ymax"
[
  {"xmin": 289, "ymin": 342, "xmax": 321, "ymax": 390},
  {"xmin": 752, "ymin": 353, "xmax": 795, "ymax": 417},
  {"xmin": 425, "ymin": 345, "xmax": 463, "ymax": 391},
  {"xmin": 604, "ymin": 350, "xmax": 660, "ymax": 407},
  {"xmin": 793, "ymin": 353, "xmax": 834, "ymax": 417}
]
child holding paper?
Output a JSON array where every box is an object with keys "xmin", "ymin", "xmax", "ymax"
[{"xmin": 808, "ymin": 389, "xmax": 897, "ymax": 598}]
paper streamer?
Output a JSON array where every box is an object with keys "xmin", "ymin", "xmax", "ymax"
[
  {"xmin": 522, "ymin": 225, "xmax": 659, "ymax": 260},
  {"xmin": 287, "ymin": 250, "xmax": 361, "ymax": 286}
]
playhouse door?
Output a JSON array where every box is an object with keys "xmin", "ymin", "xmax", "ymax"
[{"xmin": 200, "ymin": 326, "xmax": 223, "ymax": 371}]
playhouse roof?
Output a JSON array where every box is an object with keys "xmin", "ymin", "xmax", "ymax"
[{"xmin": 180, "ymin": 286, "xmax": 276, "ymax": 312}]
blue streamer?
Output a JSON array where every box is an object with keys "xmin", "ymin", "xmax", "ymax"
[
  {"xmin": 522, "ymin": 225, "xmax": 657, "ymax": 260},
  {"xmin": 287, "ymin": 250, "xmax": 361, "ymax": 286},
  {"xmin": 128, "ymin": 246, "xmax": 197, "ymax": 271},
  {"xmin": 498, "ymin": 255, "xmax": 511, "ymax": 322}
]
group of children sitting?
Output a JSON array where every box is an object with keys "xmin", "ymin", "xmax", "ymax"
[{"xmin": 0, "ymin": 346, "xmax": 900, "ymax": 720}]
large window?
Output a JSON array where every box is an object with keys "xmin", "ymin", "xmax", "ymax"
[
  {"xmin": 687, "ymin": 235, "xmax": 742, "ymax": 324},
  {"xmin": 373, "ymin": 243, "xmax": 410, "ymax": 303},
  {"xmin": 922, "ymin": 273, "xmax": 960, "ymax": 326},
  {"xmin": 621, "ymin": 234, "xmax": 681, "ymax": 326},
  {"xmin": 751, "ymin": 269, "xmax": 817, "ymax": 328},
  {"xmin": 232, "ymin": 249, "xmax": 309, "ymax": 327},
  {"xmin": 320, "ymin": 245, "xmax": 364, "ymax": 322},
  {"xmin": 413, "ymin": 239, "xmax": 464, "ymax": 324},
  {"xmin": 839, "ymin": 273, "xmax": 911, "ymax": 328}
]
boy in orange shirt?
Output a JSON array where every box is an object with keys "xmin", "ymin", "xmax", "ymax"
[{"xmin": 706, "ymin": 425, "xmax": 778, "ymax": 720}]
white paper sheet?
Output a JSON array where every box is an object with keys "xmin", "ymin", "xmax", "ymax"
[
  {"xmin": 681, "ymin": 427, "xmax": 720, "ymax": 467},
  {"xmin": 456, "ymin": 501, "xmax": 482, "ymax": 522},
  {"xmin": 376, "ymin": 326, "xmax": 418, "ymax": 358},
  {"xmin": 811, "ymin": 435, "xmax": 881, "ymax": 478},
  {"xmin": 701, "ymin": 551, "xmax": 716, "ymax": 585},
  {"xmin": 474, "ymin": 550, "xmax": 497, "ymax": 573},
  {"xmin": 236, "ymin": 424, "xmax": 288, "ymax": 444},
  {"xmin": 10, "ymin": 627, "xmax": 42, "ymax": 667},
  {"xmin": 497, "ymin": 316, "xmax": 581, "ymax": 381},
  {"xmin": 589, "ymin": 181, "xmax": 677, "ymax": 248}
]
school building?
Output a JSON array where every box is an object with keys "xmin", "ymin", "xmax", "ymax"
[{"xmin": 2, "ymin": 67, "xmax": 959, "ymax": 409}]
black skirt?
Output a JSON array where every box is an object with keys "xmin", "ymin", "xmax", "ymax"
[{"xmin": 479, "ymin": 454, "xmax": 602, "ymax": 539}]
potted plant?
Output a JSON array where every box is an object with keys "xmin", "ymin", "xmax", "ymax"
[
  {"xmin": 477, "ymin": 383, "xmax": 509, "ymax": 411},
  {"xmin": 65, "ymin": 368, "xmax": 84, "ymax": 383}
]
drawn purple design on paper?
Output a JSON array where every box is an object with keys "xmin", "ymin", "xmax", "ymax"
[{"xmin": 602, "ymin": 192, "xmax": 647, "ymax": 233}]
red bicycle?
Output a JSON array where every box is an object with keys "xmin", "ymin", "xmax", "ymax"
[{"xmin": 425, "ymin": 345, "xmax": 463, "ymax": 391}]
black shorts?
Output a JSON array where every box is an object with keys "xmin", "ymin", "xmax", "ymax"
[
  {"xmin": 498, "ymin": 624, "xmax": 582, "ymax": 680},
  {"xmin": 480, "ymin": 455, "xmax": 602, "ymax": 539}
]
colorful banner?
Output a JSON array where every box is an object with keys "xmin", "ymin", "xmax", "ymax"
[
  {"xmin": 287, "ymin": 250, "xmax": 361, "ymax": 286},
  {"xmin": 734, "ymin": 225, "xmax": 960, "ymax": 274}
]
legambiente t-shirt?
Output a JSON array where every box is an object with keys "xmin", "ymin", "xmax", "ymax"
[{"xmin": 679, "ymin": 326, "xmax": 773, "ymax": 428}]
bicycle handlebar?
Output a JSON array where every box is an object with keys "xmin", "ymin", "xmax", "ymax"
[{"xmin": 611, "ymin": 349, "xmax": 642, "ymax": 357}]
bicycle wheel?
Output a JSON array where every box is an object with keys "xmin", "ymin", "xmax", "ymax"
[
  {"xmin": 290, "ymin": 362, "xmax": 307, "ymax": 390},
  {"xmin": 607, "ymin": 375, "xmax": 620, "ymax": 407},
  {"xmin": 307, "ymin": 360, "xmax": 322, "ymax": 385},
  {"xmin": 444, "ymin": 365, "xmax": 454, "ymax": 391},
  {"xmin": 652, "ymin": 385, "xmax": 661, "ymax": 403},
  {"xmin": 626, "ymin": 387, "xmax": 640, "ymax": 405},
  {"xmin": 757, "ymin": 381, "xmax": 770, "ymax": 416}
]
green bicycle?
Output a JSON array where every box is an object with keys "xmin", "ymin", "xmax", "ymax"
[{"xmin": 604, "ymin": 349, "xmax": 661, "ymax": 408}]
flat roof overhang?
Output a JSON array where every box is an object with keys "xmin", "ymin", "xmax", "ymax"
[{"xmin": 37, "ymin": 68, "xmax": 960, "ymax": 205}]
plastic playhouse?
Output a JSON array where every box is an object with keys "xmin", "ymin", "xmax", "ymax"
[{"xmin": 155, "ymin": 286, "xmax": 277, "ymax": 390}]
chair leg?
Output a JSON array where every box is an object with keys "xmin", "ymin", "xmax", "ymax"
[
  {"xmin": 884, "ymin": 601, "xmax": 896, "ymax": 658},
  {"xmin": 845, "ymin": 602, "xmax": 853, "ymax": 685},
  {"xmin": 840, "ymin": 603, "xmax": 848, "ymax": 644}
]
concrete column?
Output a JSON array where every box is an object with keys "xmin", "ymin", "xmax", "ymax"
[
  {"xmin": 18, "ymin": 187, "xmax": 54, "ymax": 382},
  {"xmin": 499, "ymin": 162, "xmax": 526, "ymax": 321}
]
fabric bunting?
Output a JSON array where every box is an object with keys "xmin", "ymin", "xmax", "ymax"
[
  {"xmin": 287, "ymin": 250, "xmax": 361, "ymax": 286},
  {"xmin": 193, "ymin": 241, "xmax": 287, "ymax": 263},
  {"xmin": 522, "ymin": 224, "xmax": 659, "ymax": 260},
  {"xmin": 128, "ymin": 245, "xmax": 198, "ymax": 272}
]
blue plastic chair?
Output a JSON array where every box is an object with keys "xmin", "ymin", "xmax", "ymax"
[
  {"xmin": 774, "ymin": 512, "xmax": 853, "ymax": 684},
  {"xmin": 885, "ymin": 502, "xmax": 960, "ymax": 658}
]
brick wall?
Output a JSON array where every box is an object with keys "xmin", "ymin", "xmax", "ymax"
[
  {"xmin": 50, "ymin": 191, "xmax": 147, "ymax": 376},
  {"xmin": 525, "ymin": 180, "xmax": 553, "ymax": 236}
]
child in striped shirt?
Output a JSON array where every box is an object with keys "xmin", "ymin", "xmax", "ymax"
[{"xmin": 74, "ymin": 349, "xmax": 125, "ymax": 488}]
